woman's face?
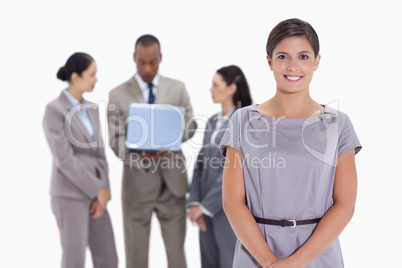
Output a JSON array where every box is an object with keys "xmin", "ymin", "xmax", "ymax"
[
  {"xmin": 267, "ymin": 36, "xmax": 320, "ymax": 94},
  {"xmin": 210, "ymin": 73, "xmax": 234, "ymax": 105},
  {"xmin": 72, "ymin": 61, "xmax": 98, "ymax": 93}
]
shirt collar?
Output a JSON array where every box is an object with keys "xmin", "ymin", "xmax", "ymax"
[
  {"xmin": 217, "ymin": 107, "xmax": 236, "ymax": 119},
  {"xmin": 63, "ymin": 89, "xmax": 85, "ymax": 108},
  {"xmin": 215, "ymin": 107, "xmax": 236, "ymax": 130},
  {"xmin": 134, "ymin": 73, "xmax": 160, "ymax": 92}
]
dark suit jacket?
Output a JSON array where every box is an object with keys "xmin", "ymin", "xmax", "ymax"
[
  {"xmin": 43, "ymin": 91, "xmax": 110, "ymax": 200},
  {"xmin": 188, "ymin": 110, "xmax": 235, "ymax": 216}
]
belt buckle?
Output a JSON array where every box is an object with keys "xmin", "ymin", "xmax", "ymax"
[{"xmin": 288, "ymin": 220, "xmax": 296, "ymax": 228}]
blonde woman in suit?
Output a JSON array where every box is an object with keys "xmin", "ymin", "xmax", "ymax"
[
  {"xmin": 43, "ymin": 52, "xmax": 118, "ymax": 268},
  {"xmin": 187, "ymin": 65, "xmax": 252, "ymax": 268}
]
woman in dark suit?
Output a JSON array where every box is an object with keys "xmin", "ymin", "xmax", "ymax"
[
  {"xmin": 43, "ymin": 52, "xmax": 118, "ymax": 268},
  {"xmin": 187, "ymin": 65, "xmax": 252, "ymax": 268}
]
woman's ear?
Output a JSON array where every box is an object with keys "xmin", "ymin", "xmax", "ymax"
[
  {"xmin": 229, "ymin": 83, "xmax": 237, "ymax": 95},
  {"xmin": 314, "ymin": 54, "xmax": 321, "ymax": 71},
  {"xmin": 70, "ymin": 72, "xmax": 79, "ymax": 83},
  {"xmin": 267, "ymin": 55, "xmax": 273, "ymax": 71}
]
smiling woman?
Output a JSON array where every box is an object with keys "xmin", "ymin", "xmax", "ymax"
[
  {"xmin": 268, "ymin": 36, "xmax": 321, "ymax": 97},
  {"xmin": 220, "ymin": 18, "xmax": 362, "ymax": 268}
]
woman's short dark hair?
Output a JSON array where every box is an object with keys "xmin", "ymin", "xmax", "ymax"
[
  {"xmin": 216, "ymin": 65, "xmax": 252, "ymax": 108},
  {"xmin": 266, "ymin": 18, "xmax": 320, "ymax": 58},
  {"xmin": 57, "ymin": 52, "xmax": 94, "ymax": 82}
]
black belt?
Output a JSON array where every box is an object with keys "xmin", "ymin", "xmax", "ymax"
[{"xmin": 254, "ymin": 216, "xmax": 321, "ymax": 228}]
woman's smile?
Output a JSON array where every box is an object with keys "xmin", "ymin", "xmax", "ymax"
[{"xmin": 284, "ymin": 75, "xmax": 303, "ymax": 82}]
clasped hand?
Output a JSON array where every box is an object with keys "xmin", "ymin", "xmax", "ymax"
[
  {"xmin": 90, "ymin": 188, "xmax": 110, "ymax": 219},
  {"xmin": 264, "ymin": 257, "xmax": 302, "ymax": 268},
  {"xmin": 187, "ymin": 206, "xmax": 207, "ymax": 231},
  {"xmin": 140, "ymin": 149, "xmax": 171, "ymax": 164}
]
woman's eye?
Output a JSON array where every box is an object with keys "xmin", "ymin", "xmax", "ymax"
[
  {"xmin": 278, "ymin": 55, "xmax": 287, "ymax": 60},
  {"xmin": 299, "ymin": 55, "xmax": 309, "ymax": 60}
]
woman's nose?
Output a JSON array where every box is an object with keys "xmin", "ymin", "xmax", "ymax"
[{"xmin": 287, "ymin": 59, "xmax": 299, "ymax": 72}]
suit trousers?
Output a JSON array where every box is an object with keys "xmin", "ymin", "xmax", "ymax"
[
  {"xmin": 199, "ymin": 209, "xmax": 237, "ymax": 268},
  {"xmin": 122, "ymin": 175, "xmax": 187, "ymax": 268},
  {"xmin": 51, "ymin": 197, "xmax": 118, "ymax": 268}
]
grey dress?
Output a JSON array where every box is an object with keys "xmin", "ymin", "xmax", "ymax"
[{"xmin": 220, "ymin": 104, "xmax": 361, "ymax": 268}]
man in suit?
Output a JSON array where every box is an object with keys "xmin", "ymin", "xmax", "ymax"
[{"xmin": 107, "ymin": 34, "xmax": 197, "ymax": 268}]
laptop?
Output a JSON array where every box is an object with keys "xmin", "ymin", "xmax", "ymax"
[{"xmin": 125, "ymin": 103, "xmax": 185, "ymax": 152}]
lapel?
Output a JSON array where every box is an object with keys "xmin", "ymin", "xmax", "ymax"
[
  {"xmin": 87, "ymin": 105, "xmax": 99, "ymax": 151},
  {"xmin": 207, "ymin": 114, "xmax": 219, "ymax": 139},
  {"xmin": 58, "ymin": 92, "xmax": 98, "ymax": 153},
  {"xmin": 155, "ymin": 75, "xmax": 167, "ymax": 104},
  {"xmin": 219, "ymin": 108, "xmax": 236, "ymax": 132},
  {"xmin": 127, "ymin": 74, "xmax": 167, "ymax": 104},
  {"xmin": 127, "ymin": 76, "xmax": 146, "ymax": 103},
  {"xmin": 211, "ymin": 109, "xmax": 237, "ymax": 156}
]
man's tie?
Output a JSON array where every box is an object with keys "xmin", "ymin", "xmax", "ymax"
[{"xmin": 148, "ymin": 83, "xmax": 155, "ymax": 104}]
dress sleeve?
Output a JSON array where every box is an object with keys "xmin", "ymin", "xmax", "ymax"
[
  {"xmin": 219, "ymin": 109, "xmax": 242, "ymax": 157},
  {"xmin": 338, "ymin": 114, "xmax": 362, "ymax": 156}
]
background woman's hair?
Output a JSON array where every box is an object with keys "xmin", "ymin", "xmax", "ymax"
[
  {"xmin": 216, "ymin": 65, "xmax": 252, "ymax": 108},
  {"xmin": 266, "ymin": 18, "xmax": 320, "ymax": 58},
  {"xmin": 57, "ymin": 52, "xmax": 94, "ymax": 82}
]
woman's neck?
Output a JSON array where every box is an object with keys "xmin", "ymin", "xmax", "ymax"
[
  {"xmin": 260, "ymin": 91, "xmax": 322, "ymax": 119},
  {"xmin": 221, "ymin": 100, "xmax": 235, "ymax": 116},
  {"xmin": 68, "ymin": 86, "xmax": 83, "ymax": 102}
]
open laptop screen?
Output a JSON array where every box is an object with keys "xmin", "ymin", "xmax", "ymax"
[{"xmin": 125, "ymin": 103, "xmax": 185, "ymax": 152}]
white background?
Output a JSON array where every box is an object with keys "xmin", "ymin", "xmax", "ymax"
[{"xmin": 1, "ymin": 0, "xmax": 401, "ymax": 267}]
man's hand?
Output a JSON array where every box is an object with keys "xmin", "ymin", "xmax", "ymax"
[{"xmin": 141, "ymin": 148, "xmax": 171, "ymax": 163}]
